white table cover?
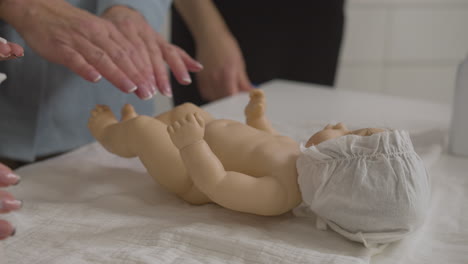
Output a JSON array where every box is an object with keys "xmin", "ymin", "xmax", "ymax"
[{"xmin": 2, "ymin": 80, "xmax": 466, "ymax": 264}]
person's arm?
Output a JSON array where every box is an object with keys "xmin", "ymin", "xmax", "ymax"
[
  {"xmin": 0, "ymin": 0, "xmax": 202, "ymax": 99},
  {"xmin": 174, "ymin": 0, "xmax": 253, "ymax": 101}
]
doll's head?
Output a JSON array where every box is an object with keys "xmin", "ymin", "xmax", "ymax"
[
  {"xmin": 296, "ymin": 127, "xmax": 430, "ymax": 248},
  {"xmin": 305, "ymin": 123, "xmax": 385, "ymax": 147}
]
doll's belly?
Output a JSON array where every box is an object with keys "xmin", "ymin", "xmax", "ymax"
[{"xmin": 204, "ymin": 119, "xmax": 298, "ymax": 176}]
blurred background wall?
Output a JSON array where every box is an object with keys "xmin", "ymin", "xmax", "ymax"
[
  {"xmin": 154, "ymin": 0, "xmax": 468, "ymax": 114},
  {"xmin": 337, "ymin": 0, "xmax": 468, "ymax": 104}
]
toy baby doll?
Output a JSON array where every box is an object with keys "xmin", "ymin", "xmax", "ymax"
[{"xmin": 88, "ymin": 90, "xmax": 429, "ymax": 248}]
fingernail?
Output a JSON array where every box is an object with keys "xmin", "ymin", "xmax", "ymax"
[
  {"xmin": 163, "ymin": 83, "xmax": 173, "ymax": 98},
  {"xmin": 10, "ymin": 228, "xmax": 16, "ymax": 237},
  {"xmin": 149, "ymin": 75, "xmax": 157, "ymax": 87},
  {"xmin": 0, "ymin": 37, "xmax": 7, "ymax": 44},
  {"xmin": 139, "ymin": 82, "xmax": 154, "ymax": 100},
  {"xmin": 2, "ymin": 199, "xmax": 23, "ymax": 210},
  {"xmin": 0, "ymin": 173, "xmax": 21, "ymax": 185},
  {"xmin": 196, "ymin": 62, "xmax": 204, "ymax": 69},
  {"xmin": 122, "ymin": 79, "xmax": 137, "ymax": 93},
  {"xmin": 151, "ymin": 85, "xmax": 158, "ymax": 96},
  {"xmin": 182, "ymin": 75, "xmax": 192, "ymax": 84},
  {"xmin": 89, "ymin": 71, "xmax": 102, "ymax": 83},
  {"xmin": 142, "ymin": 91, "xmax": 153, "ymax": 100}
]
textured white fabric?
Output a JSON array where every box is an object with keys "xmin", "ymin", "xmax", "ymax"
[
  {"xmin": 296, "ymin": 131, "xmax": 430, "ymax": 248},
  {"xmin": 2, "ymin": 143, "xmax": 374, "ymax": 264},
  {"xmin": 2, "ymin": 82, "xmax": 463, "ymax": 264}
]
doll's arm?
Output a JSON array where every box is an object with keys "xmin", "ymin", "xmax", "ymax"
[
  {"xmin": 244, "ymin": 90, "xmax": 278, "ymax": 135},
  {"xmin": 168, "ymin": 113, "xmax": 289, "ymax": 216}
]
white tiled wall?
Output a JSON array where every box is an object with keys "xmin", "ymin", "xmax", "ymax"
[{"xmin": 336, "ymin": 0, "xmax": 468, "ymax": 104}]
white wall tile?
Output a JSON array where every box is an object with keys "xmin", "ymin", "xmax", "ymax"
[
  {"xmin": 383, "ymin": 65, "xmax": 457, "ymax": 103},
  {"xmin": 341, "ymin": 8, "xmax": 388, "ymax": 63},
  {"xmin": 336, "ymin": 65, "xmax": 385, "ymax": 93},
  {"xmin": 388, "ymin": 8, "xmax": 468, "ymax": 62}
]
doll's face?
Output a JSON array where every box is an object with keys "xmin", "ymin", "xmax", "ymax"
[{"xmin": 305, "ymin": 123, "xmax": 385, "ymax": 147}]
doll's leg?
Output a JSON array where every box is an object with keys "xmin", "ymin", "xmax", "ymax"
[
  {"xmin": 88, "ymin": 105, "xmax": 210, "ymax": 204},
  {"xmin": 244, "ymin": 90, "xmax": 277, "ymax": 134},
  {"xmin": 155, "ymin": 103, "xmax": 214, "ymax": 125},
  {"xmin": 168, "ymin": 113, "xmax": 289, "ymax": 216}
]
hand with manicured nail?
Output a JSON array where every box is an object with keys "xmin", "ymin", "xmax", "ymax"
[
  {"xmin": 0, "ymin": 0, "xmax": 202, "ymax": 100},
  {"xmin": 0, "ymin": 163, "xmax": 21, "ymax": 240},
  {"xmin": 102, "ymin": 5, "xmax": 203, "ymax": 99},
  {"xmin": 0, "ymin": 37, "xmax": 24, "ymax": 61},
  {"xmin": 196, "ymin": 33, "xmax": 252, "ymax": 101},
  {"xmin": 174, "ymin": 0, "xmax": 253, "ymax": 102}
]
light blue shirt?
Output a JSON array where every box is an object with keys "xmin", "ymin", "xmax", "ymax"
[{"xmin": 0, "ymin": 0, "xmax": 171, "ymax": 162}]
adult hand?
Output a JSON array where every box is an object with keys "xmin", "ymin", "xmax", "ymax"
[
  {"xmin": 102, "ymin": 5, "xmax": 203, "ymax": 97},
  {"xmin": 0, "ymin": 163, "xmax": 22, "ymax": 240},
  {"xmin": 196, "ymin": 33, "xmax": 253, "ymax": 101},
  {"xmin": 0, "ymin": 37, "xmax": 24, "ymax": 61},
  {"xmin": 0, "ymin": 0, "xmax": 202, "ymax": 100}
]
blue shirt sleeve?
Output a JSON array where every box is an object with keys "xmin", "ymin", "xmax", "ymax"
[{"xmin": 96, "ymin": 0, "xmax": 172, "ymax": 31}]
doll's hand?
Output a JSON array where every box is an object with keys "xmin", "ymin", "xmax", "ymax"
[
  {"xmin": 244, "ymin": 89, "xmax": 266, "ymax": 120},
  {"xmin": 168, "ymin": 113, "xmax": 205, "ymax": 150}
]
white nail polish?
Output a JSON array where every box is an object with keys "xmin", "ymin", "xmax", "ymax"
[
  {"xmin": 6, "ymin": 173, "xmax": 20, "ymax": 182},
  {"xmin": 0, "ymin": 37, "xmax": 7, "ymax": 44},
  {"xmin": 92, "ymin": 75, "xmax": 102, "ymax": 83},
  {"xmin": 4, "ymin": 199, "xmax": 22, "ymax": 209},
  {"xmin": 183, "ymin": 77, "xmax": 192, "ymax": 84},
  {"xmin": 128, "ymin": 86, "xmax": 137, "ymax": 93},
  {"xmin": 151, "ymin": 85, "xmax": 158, "ymax": 94},
  {"xmin": 142, "ymin": 92, "xmax": 154, "ymax": 100}
]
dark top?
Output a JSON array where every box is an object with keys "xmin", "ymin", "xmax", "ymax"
[{"xmin": 171, "ymin": 0, "xmax": 345, "ymax": 106}]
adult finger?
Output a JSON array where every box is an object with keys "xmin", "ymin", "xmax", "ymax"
[
  {"xmin": 0, "ymin": 190, "xmax": 22, "ymax": 213},
  {"xmin": 0, "ymin": 39, "xmax": 12, "ymax": 58},
  {"xmin": 197, "ymin": 73, "xmax": 216, "ymax": 101},
  {"xmin": 0, "ymin": 163, "xmax": 20, "ymax": 187},
  {"xmin": 160, "ymin": 43, "xmax": 191, "ymax": 86},
  {"xmin": 238, "ymin": 71, "xmax": 253, "ymax": 92},
  {"xmin": 139, "ymin": 32, "xmax": 172, "ymax": 96},
  {"xmin": 0, "ymin": 219, "xmax": 15, "ymax": 240},
  {"xmin": 175, "ymin": 46, "xmax": 203, "ymax": 72},
  {"xmin": 117, "ymin": 27, "xmax": 156, "ymax": 94},
  {"xmin": 73, "ymin": 37, "xmax": 140, "ymax": 95},
  {"xmin": 91, "ymin": 28, "xmax": 154, "ymax": 100},
  {"xmin": 59, "ymin": 46, "xmax": 102, "ymax": 83},
  {"xmin": 107, "ymin": 25, "xmax": 157, "ymax": 98},
  {"xmin": 216, "ymin": 69, "xmax": 238, "ymax": 99},
  {"xmin": 8, "ymin": 42, "xmax": 24, "ymax": 57}
]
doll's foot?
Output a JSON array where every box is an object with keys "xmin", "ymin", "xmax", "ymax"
[
  {"xmin": 88, "ymin": 105, "xmax": 118, "ymax": 141},
  {"xmin": 121, "ymin": 104, "xmax": 138, "ymax": 121},
  {"xmin": 167, "ymin": 113, "xmax": 205, "ymax": 150},
  {"xmin": 245, "ymin": 89, "xmax": 266, "ymax": 120}
]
